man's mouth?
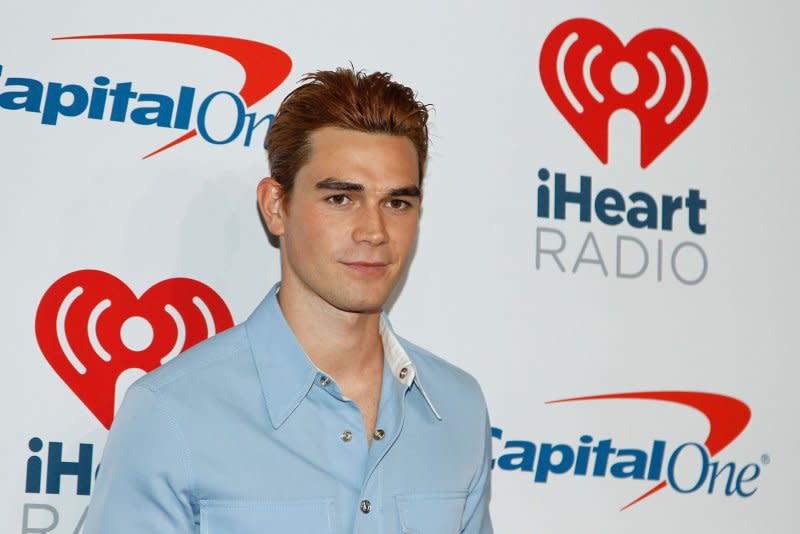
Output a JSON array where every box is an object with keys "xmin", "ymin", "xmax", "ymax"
[{"xmin": 341, "ymin": 261, "xmax": 390, "ymax": 275}]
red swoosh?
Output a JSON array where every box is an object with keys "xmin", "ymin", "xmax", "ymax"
[
  {"xmin": 547, "ymin": 391, "xmax": 751, "ymax": 510},
  {"xmin": 52, "ymin": 33, "xmax": 292, "ymax": 158}
]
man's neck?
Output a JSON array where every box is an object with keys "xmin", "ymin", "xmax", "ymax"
[{"xmin": 276, "ymin": 277, "xmax": 384, "ymax": 388}]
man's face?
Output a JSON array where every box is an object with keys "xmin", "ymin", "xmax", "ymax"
[{"xmin": 264, "ymin": 126, "xmax": 421, "ymax": 314}]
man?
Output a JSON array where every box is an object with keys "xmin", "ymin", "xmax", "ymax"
[{"xmin": 84, "ymin": 67, "xmax": 493, "ymax": 533}]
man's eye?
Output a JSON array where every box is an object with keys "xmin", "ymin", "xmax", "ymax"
[
  {"xmin": 326, "ymin": 194, "xmax": 350, "ymax": 206},
  {"xmin": 387, "ymin": 199, "xmax": 411, "ymax": 210}
]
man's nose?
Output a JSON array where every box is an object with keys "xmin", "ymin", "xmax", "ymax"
[{"xmin": 352, "ymin": 204, "xmax": 388, "ymax": 246}]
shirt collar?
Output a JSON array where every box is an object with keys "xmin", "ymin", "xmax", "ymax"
[
  {"xmin": 378, "ymin": 312, "xmax": 442, "ymax": 421},
  {"xmin": 244, "ymin": 283, "xmax": 441, "ymax": 429}
]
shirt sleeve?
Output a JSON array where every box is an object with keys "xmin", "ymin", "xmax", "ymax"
[
  {"xmin": 461, "ymin": 402, "xmax": 494, "ymax": 534},
  {"xmin": 83, "ymin": 384, "xmax": 196, "ymax": 533}
]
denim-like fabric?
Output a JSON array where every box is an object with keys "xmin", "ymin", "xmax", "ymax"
[{"xmin": 84, "ymin": 284, "xmax": 493, "ymax": 534}]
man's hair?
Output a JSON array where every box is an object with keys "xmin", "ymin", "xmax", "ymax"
[{"xmin": 265, "ymin": 67, "xmax": 431, "ymax": 194}]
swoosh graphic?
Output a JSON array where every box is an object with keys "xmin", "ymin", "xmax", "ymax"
[
  {"xmin": 547, "ymin": 391, "xmax": 751, "ymax": 510},
  {"xmin": 52, "ymin": 33, "xmax": 292, "ymax": 158}
]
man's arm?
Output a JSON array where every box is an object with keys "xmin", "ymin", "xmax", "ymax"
[
  {"xmin": 83, "ymin": 385, "xmax": 196, "ymax": 533},
  {"xmin": 461, "ymin": 403, "xmax": 494, "ymax": 534}
]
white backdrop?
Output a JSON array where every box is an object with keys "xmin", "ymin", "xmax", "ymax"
[{"xmin": 2, "ymin": 1, "xmax": 798, "ymax": 532}]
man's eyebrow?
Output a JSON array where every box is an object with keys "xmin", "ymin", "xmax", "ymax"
[
  {"xmin": 315, "ymin": 177, "xmax": 364, "ymax": 192},
  {"xmin": 389, "ymin": 186, "xmax": 421, "ymax": 197},
  {"xmin": 314, "ymin": 178, "xmax": 420, "ymax": 197}
]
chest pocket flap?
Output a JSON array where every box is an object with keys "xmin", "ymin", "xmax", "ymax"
[
  {"xmin": 200, "ymin": 498, "xmax": 334, "ymax": 534},
  {"xmin": 396, "ymin": 491, "xmax": 468, "ymax": 534}
]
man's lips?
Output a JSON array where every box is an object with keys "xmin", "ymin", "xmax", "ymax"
[{"xmin": 341, "ymin": 261, "xmax": 390, "ymax": 274}]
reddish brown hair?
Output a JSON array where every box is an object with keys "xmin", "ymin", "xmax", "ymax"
[{"xmin": 265, "ymin": 67, "xmax": 431, "ymax": 194}]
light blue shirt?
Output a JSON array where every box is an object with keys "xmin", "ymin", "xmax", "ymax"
[{"xmin": 84, "ymin": 284, "xmax": 493, "ymax": 533}]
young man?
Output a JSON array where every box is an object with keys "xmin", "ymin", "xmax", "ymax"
[{"xmin": 84, "ymin": 68, "xmax": 493, "ymax": 533}]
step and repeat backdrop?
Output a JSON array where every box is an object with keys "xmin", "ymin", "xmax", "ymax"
[{"xmin": 2, "ymin": 1, "xmax": 797, "ymax": 532}]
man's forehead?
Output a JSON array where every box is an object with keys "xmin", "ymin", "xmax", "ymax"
[
  {"xmin": 307, "ymin": 127, "xmax": 416, "ymax": 155},
  {"xmin": 298, "ymin": 127, "xmax": 420, "ymax": 188}
]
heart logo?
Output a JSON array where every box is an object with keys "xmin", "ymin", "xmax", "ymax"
[
  {"xmin": 35, "ymin": 269, "xmax": 234, "ymax": 428},
  {"xmin": 539, "ymin": 18, "xmax": 708, "ymax": 168}
]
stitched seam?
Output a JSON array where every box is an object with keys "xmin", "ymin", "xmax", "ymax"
[
  {"xmin": 146, "ymin": 332, "xmax": 249, "ymax": 389},
  {"xmin": 199, "ymin": 498, "xmax": 334, "ymax": 508},
  {"xmin": 135, "ymin": 384, "xmax": 197, "ymax": 510},
  {"xmin": 462, "ymin": 401, "xmax": 490, "ymax": 530}
]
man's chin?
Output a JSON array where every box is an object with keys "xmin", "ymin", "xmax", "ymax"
[{"xmin": 327, "ymin": 289, "xmax": 391, "ymax": 315}]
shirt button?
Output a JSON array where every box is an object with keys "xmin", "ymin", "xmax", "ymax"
[
  {"xmin": 319, "ymin": 376, "xmax": 330, "ymax": 386},
  {"xmin": 373, "ymin": 429, "xmax": 385, "ymax": 441},
  {"xmin": 340, "ymin": 430, "xmax": 353, "ymax": 442},
  {"xmin": 360, "ymin": 499, "xmax": 371, "ymax": 514},
  {"xmin": 399, "ymin": 367, "xmax": 408, "ymax": 379}
]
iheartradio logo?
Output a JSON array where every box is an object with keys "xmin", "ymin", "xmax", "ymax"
[
  {"xmin": 35, "ymin": 270, "xmax": 233, "ymax": 428},
  {"xmin": 540, "ymin": 18, "xmax": 708, "ymax": 168}
]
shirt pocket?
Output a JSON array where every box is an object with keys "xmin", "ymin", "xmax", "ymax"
[
  {"xmin": 395, "ymin": 491, "xmax": 468, "ymax": 534},
  {"xmin": 199, "ymin": 498, "xmax": 334, "ymax": 534}
]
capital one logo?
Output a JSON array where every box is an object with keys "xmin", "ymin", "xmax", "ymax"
[
  {"xmin": 0, "ymin": 33, "xmax": 292, "ymax": 158},
  {"xmin": 492, "ymin": 391, "xmax": 764, "ymax": 509},
  {"xmin": 35, "ymin": 270, "xmax": 234, "ymax": 428},
  {"xmin": 539, "ymin": 18, "xmax": 708, "ymax": 168}
]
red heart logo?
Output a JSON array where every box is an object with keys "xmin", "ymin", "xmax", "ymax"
[
  {"xmin": 539, "ymin": 18, "xmax": 708, "ymax": 168},
  {"xmin": 35, "ymin": 270, "xmax": 234, "ymax": 428}
]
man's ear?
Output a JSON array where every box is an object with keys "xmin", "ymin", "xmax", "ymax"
[{"xmin": 257, "ymin": 177, "xmax": 287, "ymax": 236}]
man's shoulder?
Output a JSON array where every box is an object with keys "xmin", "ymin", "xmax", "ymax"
[{"xmin": 133, "ymin": 322, "xmax": 252, "ymax": 395}]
